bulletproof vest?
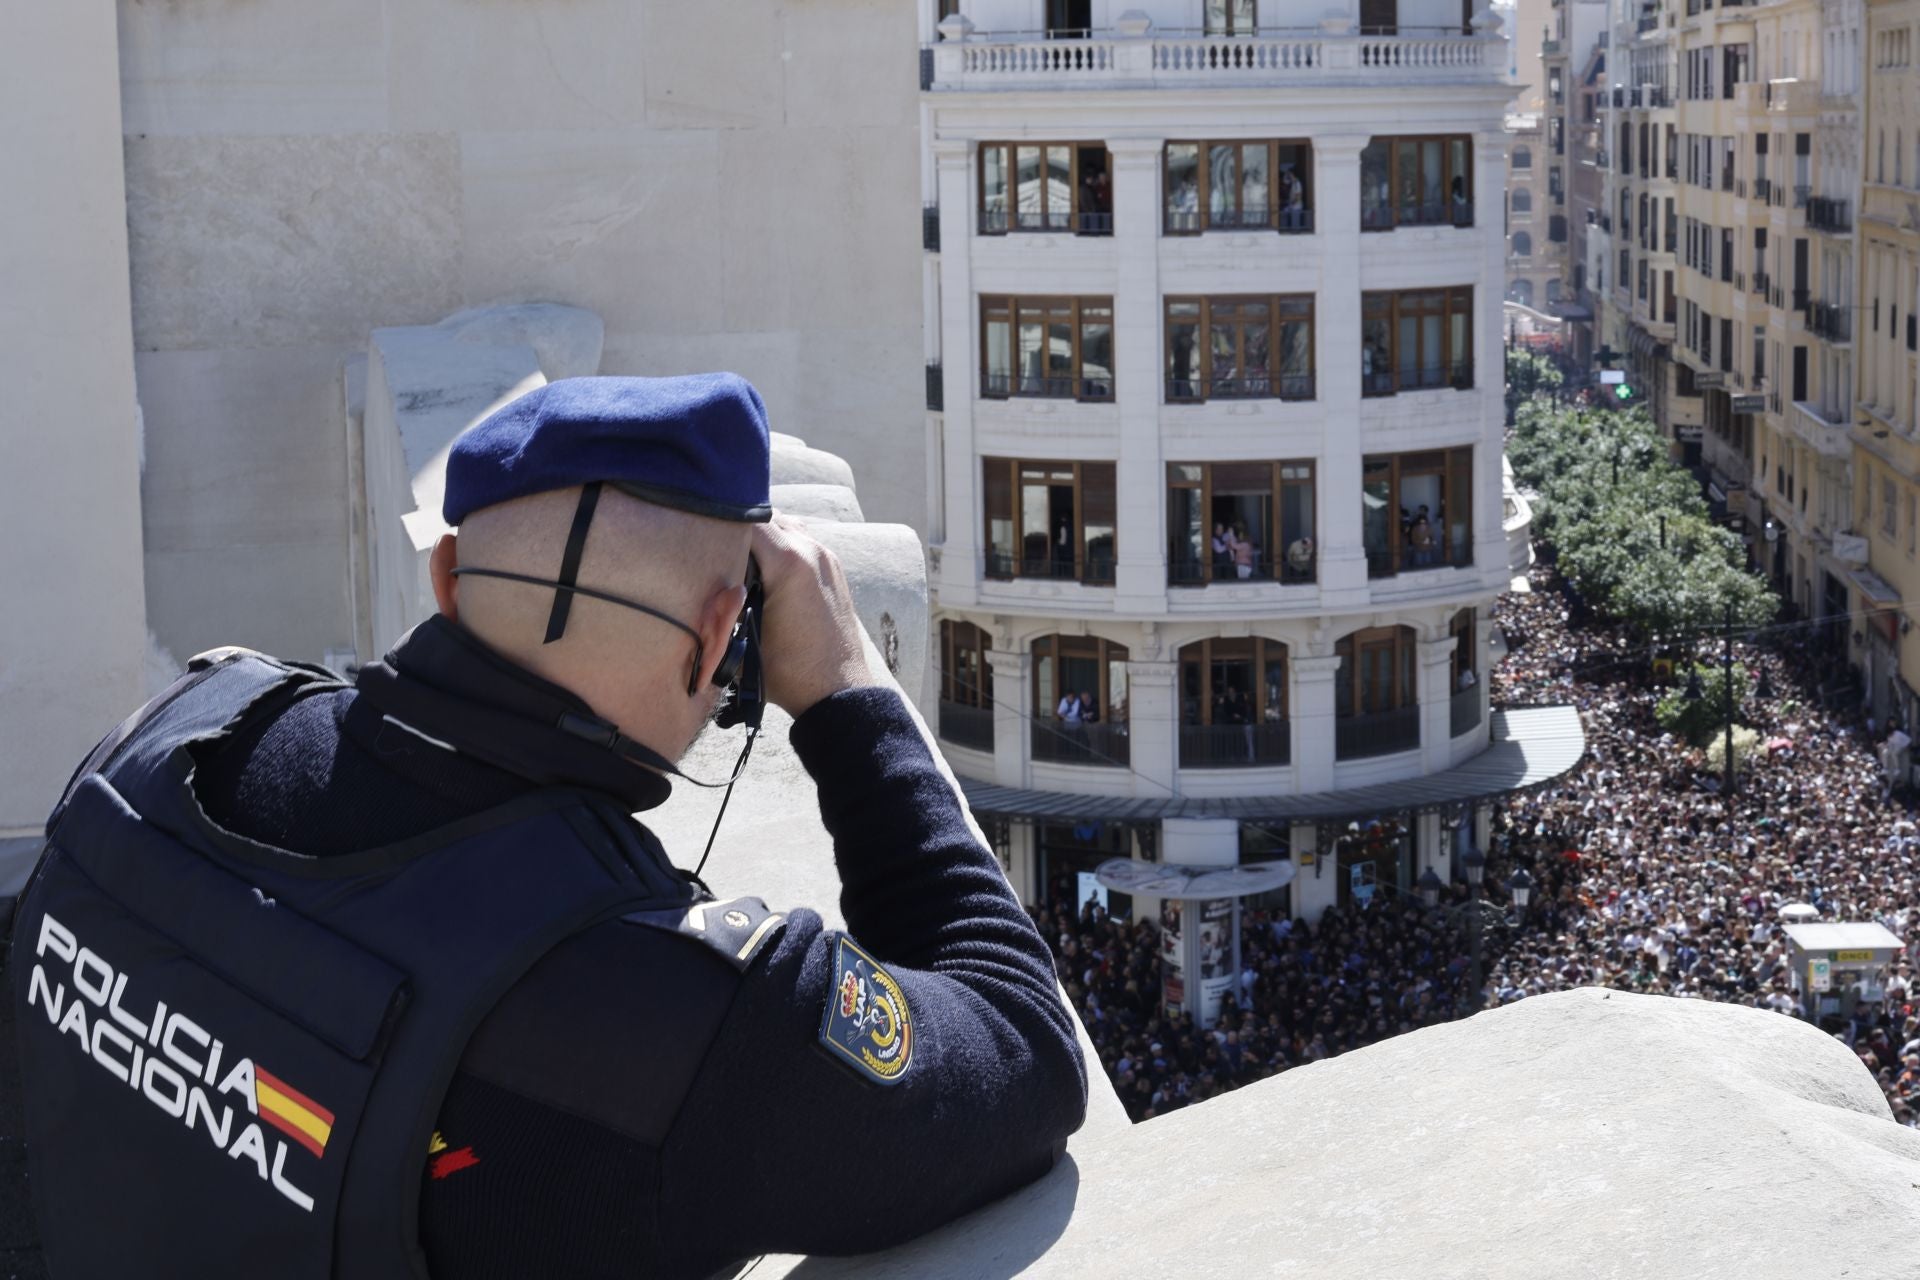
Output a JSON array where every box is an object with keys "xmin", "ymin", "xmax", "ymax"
[{"xmin": 9, "ymin": 650, "xmax": 700, "ymax": 1280}]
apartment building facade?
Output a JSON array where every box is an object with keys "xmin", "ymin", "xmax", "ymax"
[{"xmin": 919, "ymin": 1, "xmax": 1578, "ymax": 939}]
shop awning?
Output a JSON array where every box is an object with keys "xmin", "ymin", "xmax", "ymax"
[
  {"xmin": 1850, "ymin": 566, "xmax": 1902, "ymax": 607},
  {"xmin": 958, "ymin": 706, "xmax": 1586, "ymax": 826}
]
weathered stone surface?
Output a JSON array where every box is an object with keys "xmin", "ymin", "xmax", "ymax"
[
  {"xmin": 770, "ymin": 441, "xmax": 859, "ymax": 489},
  {"xmin": 771, "ymin": 483, "xmax": 865, "ymax": 523},
  {"xmin": 124, "ymin": 132, "xmax": 463, "ymax": 351},
  {"xmin": 768, "ymin": 989, "xmax": 1920, "ymax": 1279},
  {"xmin": 806, "ymin": 523, "xmax": 930, "ymax": 712},
  {"xmin": 437, "ymin": 303, "xmax": 605, "ymax": 381}
]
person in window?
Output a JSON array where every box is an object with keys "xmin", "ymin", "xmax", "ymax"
[
  {"xmin": 1287, "ymin": 535, "xmax": 1315, "ymax": 581},
  {"xmin": 1233, "ymin": 688, "xmax": 1257, "ymax": 759},
  {"xmin": 1451, "ymin": 175, "xmax": 1470, "ymax": 224},
  {"xmin": 1410, "ymin": 511, "xmax": 1436, "ymax": 567},
  {"xmin": 1457, "ymin": 664, "xmax": 1479, "ymax": 693},
  {"xmin": 1212, "ymin": 522, "xmax": 1233, "ymax": 578},
  {"xmin": 1231, "ymin": 521, "xmax": 1257, "ymax": 579},
  {"xmin": 1057, "ymin": 687, "xmax": 1086, "ymax": 757},
  {"xmin": 1280, "ymin": 166, "xmax": 1306, "ymax": 229},
  {"xmin": 1079, "ymin": 689, "xmax": 1100, "ymax": 727}
]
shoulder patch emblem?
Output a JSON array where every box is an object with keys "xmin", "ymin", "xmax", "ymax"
[{"xmin": 819, "ymin": 935, "xmax": 913, "ymax": 1086}]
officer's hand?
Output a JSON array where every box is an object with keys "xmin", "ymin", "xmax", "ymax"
[{"xmin": 752, "ymin": 514, "xmax": 877, "ymax": 717}]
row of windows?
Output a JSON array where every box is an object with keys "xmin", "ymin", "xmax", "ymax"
[
  {"xmin": 937, "ymin": 612, "xmax": 1481, "ymax": 766},
  {"xmin": 936, "ymin": 0, "xmax": 1466, "ymax": 40},
  {"xmin": 976, "ymin": 290, "xmax": 1476, "ymax": 405},
  {"xmin": 974, "ymin": 136, "xmax": 1475, "ymax": 238},
  {"xmin": 978, "ymin": 449, "xmax": 1473, "ymax": 589}
]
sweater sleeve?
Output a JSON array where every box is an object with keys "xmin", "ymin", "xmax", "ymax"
[{"xmin": 651, "ymin": 687, "xmax": 1087, "ymax": 1275}]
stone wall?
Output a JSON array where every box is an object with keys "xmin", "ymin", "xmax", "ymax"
[
  {"xmin": 0, "ymin": 3, "xmax": 149, "ymax": 845},
  {"xmin": 119, "ymin": 0, "xmax": 928, "ymax": 666}
]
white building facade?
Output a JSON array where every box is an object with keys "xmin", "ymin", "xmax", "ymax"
[{"xmin": 918, "ymin": 1, "xmax": 1542, "ymax": 929}]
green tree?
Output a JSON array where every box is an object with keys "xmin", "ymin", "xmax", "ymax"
[{"xmin": 1654, "ymin": 663, "xmax": 1751, "ymax": 746}]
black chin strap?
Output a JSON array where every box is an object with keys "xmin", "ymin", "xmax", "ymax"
[{"xmin": 545, "ymin": 481, "xmax": 603, "ymax": 643}]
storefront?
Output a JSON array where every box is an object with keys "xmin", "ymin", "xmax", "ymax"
[
  {"xmin": 1333, "ymin": 817, "xmax": 1412, "ymax": 908},
  {"xmin": 1037, "ymin": 821, "xmax": 1135, "ymax": 920}
]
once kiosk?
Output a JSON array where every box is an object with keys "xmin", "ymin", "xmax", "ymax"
[{"xmin": 1781, "ymin": 921, "xmax": 1907, "ymax": 1024}]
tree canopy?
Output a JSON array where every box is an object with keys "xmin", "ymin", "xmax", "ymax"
[{"xmin": 1508, "ymin": 398, "xmax": 1777, "ymax": 638}]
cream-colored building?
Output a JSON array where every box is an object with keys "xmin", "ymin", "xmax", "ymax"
[
  {"xmin": 1854, "ymin": 0, "xmax": 1920, "ymax": 728},
  {"xmin": 920, "ymin": 1, "xmax": 1581, "ymax": 930}
]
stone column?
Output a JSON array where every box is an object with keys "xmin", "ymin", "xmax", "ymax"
[
  {"xmin": 1417, "ymin": 811, "xmax": 1446, "ymax": 884},
  {"xmin": 1418, "ymin": 635, "xmax": 1459, "ymax": 775},
  {"xmin": 1474, "ymin": 133, "xmax": 1513, "ymax": 587},
  {"xmin": 1292, "ymin": 653, "xmax": 1344, "ymax": 791},
  {"xmin": 1314, "ymin": 135, "xmax": 1372, "ymax": 609},
  {"xmin": 1125, "ymin": 658, "xmax": 1179, "ymax": 799},
  {"xmin": 988, "ymin": 647, "xmax": 1029, "ymax": 788},
  {"xmin": 935, "ymin": 138, "xmax": 981, "ymax": 608},
  {"xmin": 1109, "ymin": 137, "xmax": 1169, "ymax": 613}
]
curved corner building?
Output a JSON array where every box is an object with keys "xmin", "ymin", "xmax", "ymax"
[{"xmin": 917, "ymin": 0, "xmax": 1581, "ymax": 955}]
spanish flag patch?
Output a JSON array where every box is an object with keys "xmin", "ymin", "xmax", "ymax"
[{"xmin": 254, "ymin": 1068, "xmax": 334, "ymax": 1159}]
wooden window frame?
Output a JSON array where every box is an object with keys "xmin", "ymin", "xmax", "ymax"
[
  {"xmin": 1360, "ymin": 287, "xmax": 1475, "ymax": 396},
  {"xmin": 980, "ymin": 456, "xmax": 1118, "ymax": 584},
  {"xmin": 1178, "ymin": 637, "xmax": 1289, "ymax": 726},
  {"xmin": 1203, "ymin": 0, "xmax": 1258, "ymax": 35},
  {"xmin": 978, "ymin": 142, "xmax": 1112, "ymax": 236},
  {"xmin": 1165, "ymin": 459, "xmax": 1317, "ymax": 585},
  {"xmin": 1031, "ymin": 634, "xmax": 1130, "ymax": 723},
  {"xmin": 1334, "ymin": 626, "xmax": 1418, "ymax": 716},
  {"xmin": 1360, "ymin": 135, "xmax": 1474, "ymax": 231},
  {"xmin": 1449, "ymin": 607, "xmax": 1477, "ymax": 684},
  {"xmin": 1163, "ymin": 294, "xmax": 1316, "ymax": 402},
  {"xmin": 1163, "ymin": 139, "xmax": 1314, "ymax": 234},
  {"xmin": 940, "ymin": 619, "xmax": 995, "ymax": 708},
  {"xmin": 1360, "ymin": 446, "xmax": 1475, "ymax": 577},
  {"xmin": 978, "ymin": 295, "xmax": 1116, "ymax": 401}
]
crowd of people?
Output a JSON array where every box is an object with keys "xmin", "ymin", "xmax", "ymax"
[{"xmin": 1035, "ymin": 560, "xmax": 1920, "ymax": 1126}]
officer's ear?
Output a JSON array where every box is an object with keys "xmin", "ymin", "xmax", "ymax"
[
  {"xmin": 690, "ymin": 578, "xmax": 748, "ymax": 694},
  {"xmin": 430, "ymin": 533, "xmax": 460, "ymax": 621}
]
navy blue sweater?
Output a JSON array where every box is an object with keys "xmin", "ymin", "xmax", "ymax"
[{"xmin": 194, "ymin": 631, "xmax": 1085, "ymax": 1277}]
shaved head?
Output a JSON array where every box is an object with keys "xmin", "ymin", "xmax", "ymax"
[{"xmin": 433, "ymin": 485, "xmax": 754, "ymax": 758}]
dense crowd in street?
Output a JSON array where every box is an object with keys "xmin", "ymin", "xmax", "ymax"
[{"xmin": 1037, "ymin": 560, "xmax": 1920, "ymax": 1126}]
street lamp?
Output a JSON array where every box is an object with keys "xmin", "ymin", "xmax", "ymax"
[
  {"xmin": 1462, "ymin": 846, "xmax": 1486, "ymax": 889},
  {"xmin": 1509, "ymin": 867, "xmax": 1534, "ymax": 914},
  {"xmin": 1418, "ymin": 867, "xmax": 1445, "ymax": 909},
  {"xmin": 1461, "ymin": 846, "xmax": 1487, "ymax": 1013}
]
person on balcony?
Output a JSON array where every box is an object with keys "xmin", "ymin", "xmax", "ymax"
[
  {"xmin": 1231, "ymin": 522, "xmax": 1257, "ymax": 579},
  {"xmin": 1287, "ymin": 535, "xmax": 1315, "ymax": 579},
  {"xmin": 1280, "ymin": 166, "xmax": 1306, "ymax": 229},
  {"xmin": 1411, "ymin": 510, "xmax": 1437, "ymax": 567}
]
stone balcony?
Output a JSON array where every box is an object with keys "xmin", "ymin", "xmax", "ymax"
[{"xmin": 926, "ymin": 20, "xmax": 1504, "ymax": 92}]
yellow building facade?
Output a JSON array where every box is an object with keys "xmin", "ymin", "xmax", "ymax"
[{"xmin": 1856, "ymin": 0, "xmax": 1920, "ymax": 728}]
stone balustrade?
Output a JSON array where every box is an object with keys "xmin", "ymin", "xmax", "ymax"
[{"xmin": 930, "ymin": 31, "xmax": 1505, "ymax": 90}]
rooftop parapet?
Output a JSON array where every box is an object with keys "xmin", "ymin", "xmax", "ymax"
[{"xmin": 925, "ymin": 15, "xmax": 1506, "ymax": 92}]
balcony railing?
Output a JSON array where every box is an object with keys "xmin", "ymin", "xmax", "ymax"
[
  {"xmin": 1807, "ymin": 301, "xmax": 1852, "ymax": 343},
  {"xmin": 1165, "ymin": 373, "xmax": 1316, "ymax": 402},
  {"xmin": 1168, "ymin": 550, "xmax": 1317, "ymax": 586},
  {"xmin": 1366, "ymin": 541, "xmax": 1473, "ymax": 578},
  {"xmin": 1179, "ymin": 721, "xmax": 1292, "ymax": 768},
  {"xmin": 985, "ymin": 551, "xmax": 1116, "ymax": 585},
  {"xmin": 1752, "ymin": 270, "xmax": 1768, "ymax": 296},
  {"xmin": 1166, "ymin": 207, "xmax": 1314, "ymax": 234},
  {"xmin": 926, "ymin": 361, "xmax": 944, "ymax": 412},
  {"xmin": 1637, "ymin": 14, "xmax": 1660, "ymax": 32},
  {"xmin": 1335, "ymin": 705, "xmax": 1421, "ymax": 760},
  {"xmin": 1450, "ymin": 685, "xmax": 1483, "ymax": 737},
  {"xmin": 1791, "ymin": 287, "xmax": 1810, "ymax": 311},
  {"xmin": 1362, "ymin": 361, "xmax": 1474, "ymax": 396},
  {"xmin": 937, "ymin": 699, "xmax": 994, "ymax": 753},
  {"xmin": 1806, "ymin": 196, "xmax": 1852, "ymax": 233},
  {"xmin": 1031, "ymin": 719, "xmax": 1130, "ymax": 767},
  {"xmin": 1361, "ymin": 202, "xmax": 1474, "ymax": 231},
  {"xmin": 979, "ymin": 209, "xmax": 1113, "ymax": 236},
  {"xmin": 926, "ymin": 31, "xmax": 1504, "ymax": 91},
  {"xmin": 980, "ymin": 371, "xmax": 1114, "ymax": 400}
]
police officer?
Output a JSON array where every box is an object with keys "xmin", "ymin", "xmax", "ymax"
[{"xmin": 11, "ymin": 374, "xmax": 1087, "ymax": 1278}]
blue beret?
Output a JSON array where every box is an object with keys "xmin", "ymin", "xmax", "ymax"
[{"xmin": 442, "ymin": 373, "xmax": 773, "ymax": 526}]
